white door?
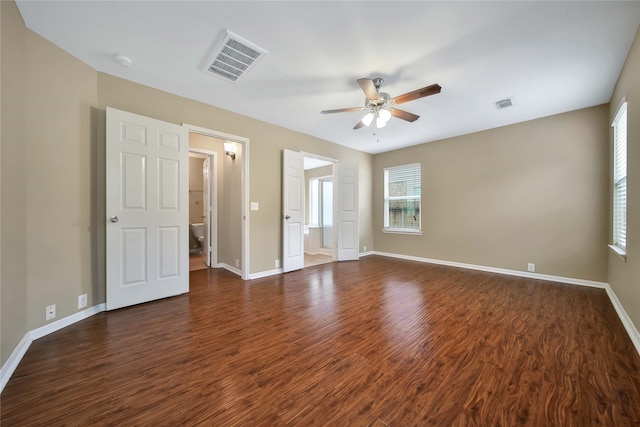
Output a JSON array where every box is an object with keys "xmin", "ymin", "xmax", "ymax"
[
  {"xmin": 202, "ymin": 156, "xmax": 211, "ymax": 267},
  {"xmin": 106, "ymin": 107, "xmax": 189, "ymax": 310},
  {"xmin": 282, "ymin": 149, "xmax": 305, "ymax": 272},
  {"xmin": 337, "ymin": 162, "xmax": 359, "ymax": 261}
]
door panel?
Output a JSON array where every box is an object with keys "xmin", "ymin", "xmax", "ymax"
[
  {"xmin": 106, "ymin": 107, "xmax": 189, "ymax": 310},
  {"xmin": 337, "ymin": 162, "xmax": 359, "ymax": 261},
  {"xmin": 158, "ymin": 158, "xmax": 180, "ymax": 211},
  {"xmin": 282, "ymin": 149, "xmax": 305, "ymax": 272}
]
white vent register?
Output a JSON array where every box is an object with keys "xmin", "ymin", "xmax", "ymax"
[
  {"xmin": 202, "ymin": 31, "xmax": 268, "ymax": 82},
  {"xmin": 494, "ymin": 97, "xmax": 514, "ymax": 109}
]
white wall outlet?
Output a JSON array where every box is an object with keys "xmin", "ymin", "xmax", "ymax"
[
  {"xmin": 78, "ymin": 293, "xmax": 88, "ymax": 309},
  {"xmin": 235, "ymin": 259, "xmax": 239, "ymax": 268},
  {"xmin": 527, "ymin": 263, "xmax": 535, "ymax": 272},
  {"xmin": 364, "ymin": 245, "xmax": 367, "ymax": 252},
  {"xmin": 250, "ymin": 202, "xmax": 259, "ymax": 211},
  {"xmin": 275, "ymin": 259, "xmax": 280, "ymax": 268},
  {"xmin": 46, "ymin": 304, "xmax": 56, "ymax": 321}
]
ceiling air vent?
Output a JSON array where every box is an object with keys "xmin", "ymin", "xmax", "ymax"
[
  {"xmin": 494, "ymin": 97, "xmax": 514, "ymax": 110},
  {"xmin": 201, "ymin": 31, "xmax": 268, "ymax": 82}
]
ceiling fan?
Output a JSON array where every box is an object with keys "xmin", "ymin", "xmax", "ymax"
[{"xmin": 321, "ymin": 78, "xmax": 441, "ymax": 129}]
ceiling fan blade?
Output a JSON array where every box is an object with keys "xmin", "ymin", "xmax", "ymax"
[
  {"xmin": 353, "ymin": 121, "xmax": 364, "ymax": 130},
  {"xmin": 357, "ymin": 78, "xmax": 379, "ymax": 101},
  {"xmin": 321, "ymin": 107, "xmax": 362, "ymax": 114},
  {"xmin": 391, "ymin": 108, "xmax": 420, "ymax": 122},
  {"xmin": 392, "ymin": 83, "xmax": 441, "ymax": 105}
]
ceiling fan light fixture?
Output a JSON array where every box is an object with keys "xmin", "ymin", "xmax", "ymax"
[
  {"xmin": 361, "ymin": 112, "xmax": 375, "ymax": 127},
  {"xmin": 378, "ymin": 108, "xmax": 391, "ymax": 122},
  {"xmin": 376, "ymin": 115, "xmax": 388, "ymax": 128}
]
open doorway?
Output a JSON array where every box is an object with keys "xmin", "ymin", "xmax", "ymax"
[
  {"xmin": 186, "ymin": 124, "xmax": 249, "ymax": 279},
  {"xmin": 188, "ymin": 151, "xmax": 214, "ymax": 271},
  {"xmin": 303, "ymin": 155, "xmax": 336, "ymax": 268}
]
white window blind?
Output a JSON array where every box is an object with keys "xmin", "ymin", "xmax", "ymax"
[
  {"xmin": 384, "ymin": 163, "xmax": 421, "ymax": 232},
  {"xmin": 612, "ymin": 102, "xmax": 627, "ymax": 251}
]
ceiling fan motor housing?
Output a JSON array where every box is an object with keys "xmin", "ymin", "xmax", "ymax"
[{"xmin": 366, "ymin": 92, "xmax": 391, "ymax": 109}]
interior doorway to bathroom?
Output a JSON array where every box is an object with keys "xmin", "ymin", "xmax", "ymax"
[
  {"xmin": 303, "ymin": 154, "xmax": 336, "ymax": 268},
  {"xmin": 188, "ymin": 151, "xmax": 214, "ymax": 271}
]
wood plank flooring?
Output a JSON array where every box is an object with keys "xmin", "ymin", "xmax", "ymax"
[{"xmin": 2, "ymin": 256, "xmax": 640, "ymax": 426}]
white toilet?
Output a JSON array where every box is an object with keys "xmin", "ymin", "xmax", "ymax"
[{"xmin": 191, "ymin": 223, "xmax": 205, "ymax": 243}]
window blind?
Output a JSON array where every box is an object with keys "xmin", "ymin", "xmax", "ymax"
[
  {"xmin": 612, "ymin": 102, "xmax": 627, "ymax": 250},
  {"xmin": 384, "ymin": 163, "xmax": 421, "ymax": 231}
]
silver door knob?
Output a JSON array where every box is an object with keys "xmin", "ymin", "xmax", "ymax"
[
  {"xmin": 285, "ymin": 215, "xmax": 290, "ymax": 220},
  {"xmin": 110, "ymin": 216, "xmax": 119, "ymax": 223}
]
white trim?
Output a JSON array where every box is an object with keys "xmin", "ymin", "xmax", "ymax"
[
  {"xmin": 1, "ymin": 333, "xmax": 32, "ymax": 392},
  {"xmin": 605, "ymin": 284, "xmax": 640, "ymax": 355},
  {"xmin": 183, "ymin": 123, "xmax": 250, "ymax": 280},
  {"xmin": 300, "ymin": 152, "xmax": 338, "ymax": 165},
  {"xmin": 382, "ymin": 229, "xmax": 423, "ymax": 236},
  {"xmin": 30, "ymin": 304, "xmax": 107, "ymax": 340},
  {"xmin": 248, "ymin": 268, "xmax": 283, "ymax": 280},
  {"xmin": 220, "ymin": 263, "xmax": 242, "ymax": 277},
  {"xmin": 608, "ymin": 244, "xmax": 627, "ymax": 262},
  {"xmin": 373, "ymin": 251, "xmax": 607, "ymax": 288},
  {"xmin": 0, "ymin": 303, "xmax": 106, "ymax": 393},
  {"xmin": 359, "ymin": 250, "xmax": 374, "ymax": 257}
]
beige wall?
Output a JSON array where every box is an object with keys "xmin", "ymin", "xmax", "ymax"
[
  {"xmin": 609, "ymin": 27, "xmax": 640, "ymax": 331},
  {"xmin": 1, "ymin": 0, "xmax": 28, "ymax": 366},
  {"xmin": 96, "ymin": 74, "xmax": 374, "ymax": 273},
  {"xmin": 25, "ymin": 29, "xmax": 98, "ymax": 330},
  {"xmin": 1, "ymin": 0, "xmax": 98, "ymax": 365},
  {"xmin": 373, "ymin": 105, "xmax": 610, "ymax": 282}
]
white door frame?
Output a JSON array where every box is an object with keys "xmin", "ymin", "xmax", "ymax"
[
  {"xmin": 189, "ymin": 149, "xmax": 217, "ymax": 267},
  {"xmin": 301, "ymin": 152, "xmax": 339, "ymax": 261},
  {"xmin": 183, "ymin": 123, "xmax": 250, "ymax": 280}
]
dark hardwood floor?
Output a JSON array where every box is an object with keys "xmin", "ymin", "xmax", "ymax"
[{"xmin": 2, "ymin": 256, "xmax": 640, "ymax": 426}]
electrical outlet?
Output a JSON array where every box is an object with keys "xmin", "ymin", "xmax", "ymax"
[
  {"xmin": 364, "ymin": 245, "xmax": 367, "ymax": 252},
  {"xmin": 46, "ymin": 304, "xmax": 56, "ymax": 321},
  {"xmin": 78, "ymin": 293, "xmax": 88, "ymax": 309},
  {"xmin": 275, "ymin": 259, "xmax": 280, "ymax": 268},
  {"xmin": 527, "ymin": 263, "xmax": 535, "ymax": 272},
  {"xmin": 235, "ymin": 259, "xmax": 239, "ymax": 268}
]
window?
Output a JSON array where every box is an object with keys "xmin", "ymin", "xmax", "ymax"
[
  {"xmin": 612, "ymin": 102, "xmax": 627, "ymax": 253},
  {"xmin": 384, "ymin": 163, "xmax": 421, "ymax": 233}
]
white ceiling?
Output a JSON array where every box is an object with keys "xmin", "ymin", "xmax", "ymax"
[{"xmin": 16, "ymin": 1, "xmax": 640, "ymax": 154}]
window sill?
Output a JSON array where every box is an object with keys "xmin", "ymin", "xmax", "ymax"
[
  {"xmin": 382, "ymin": 229, "xmax": 423, "ymax": 236},
  {"xmin": 608, "ymin": 244, "xmax": 627, "ymax": 262}
]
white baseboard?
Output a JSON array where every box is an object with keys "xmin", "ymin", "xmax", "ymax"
[
  {"xmin": 0, "ymin": 303, "xmax": 106, "ymax": 393},
  {"xmin": 248, "ymin": 267, "xmax": 282, "ymax": 280},
  {"xmin": 604, "ymin": 284, "xmax": 640, "ymax": 356},
  {"xmin": 0, "ymin": 333, "xmax": 32, "ymax": 392},
  {"xmin": 219, "ymin": 263, "xmax": 242, "ymax": 277},
  {"xmin": 373, "ymin": 251, "xmax": 607, "ymax": 288},
  {"xmin": 359, "ymin": 251, "xmax": 374, "ymax": 257},
  {"xmin": 30, "ymin": 303, "xmax": 106, "ymax": 340}
]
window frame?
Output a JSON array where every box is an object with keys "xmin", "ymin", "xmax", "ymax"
[
  {"xmin": 610, "ymin": 101, "xmax": 627, "ymax": 260},
  {"xmin": 383, "ymin": 163, "xmax": 422, "ymax": 235}
]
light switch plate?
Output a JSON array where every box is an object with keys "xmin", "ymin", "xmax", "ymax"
[{"xmin": 250, "ymin": 202, "xmax": 259, "ymax": 211}]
